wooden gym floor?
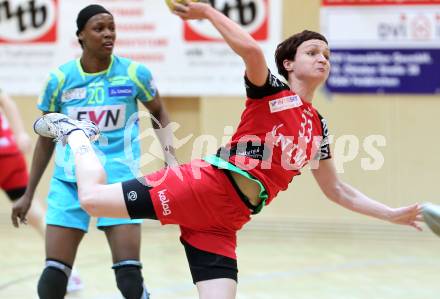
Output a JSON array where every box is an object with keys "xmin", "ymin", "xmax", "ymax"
[{"xmin": 1, "ymin": 199, "xmax": 439, "ymax": 299}]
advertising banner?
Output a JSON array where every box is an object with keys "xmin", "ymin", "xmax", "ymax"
[
  {"xmin": 321, "ymin": 0, "xmax": 440, "ymax": 94},
  {"xmin": 0, "ymin": 0, "xmax": 282, "ymax": 96}
]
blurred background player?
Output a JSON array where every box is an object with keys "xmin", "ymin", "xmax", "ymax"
[
  {"xmin": 1, "ymin": 88, "xmax": 45, "ymax": 236},
  {"xmin": 30, "ymin": 2, "xmax": 423, "ymax": 299},
  {"xmin": 11, "ymin": 4, "xmax": 174, "ymax": 299},
  {"xmin": 2, "ymin": 87, "xmax": 84, "ymax": 293}
]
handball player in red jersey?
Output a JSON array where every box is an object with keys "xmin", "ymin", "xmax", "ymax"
[
  {"xmin": 0, "ymin": 88, "xmax": 45, "ymax": 235},
  {"xmin": 30, "ymin": 1, "xmax": 423, "ymax": 298}
]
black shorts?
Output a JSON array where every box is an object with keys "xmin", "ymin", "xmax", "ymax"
[
  {"xmin": 5, "ymin": 187, "xmax": 26, "ymax": 201},
  {"xmin": 181, "ymin": 238, "xmax": 238, "ymax": 284}
]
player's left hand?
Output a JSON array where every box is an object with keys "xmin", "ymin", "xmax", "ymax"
[
  {"xmin": 11, "ymin": 195, "xmax": 32, "ymax": 228},
  {"xmin": 171, "ymin": 0, "xmax": 211, "ymax": 20},
  {"xmin": 388, "ymin": 203, "xmax": 423, "ymax": 231}
]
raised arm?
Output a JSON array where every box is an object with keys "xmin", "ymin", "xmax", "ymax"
[
  {"xmin": 171, "ymin": 0, "xmax": 269, "ymax": 86},
  {"xmin": 311, "ymin": 158, "xmax": 422, "ymax": 230},
  {"xmin": 0, "ymin": 91, "xmax": 32, "ymax": 153}
]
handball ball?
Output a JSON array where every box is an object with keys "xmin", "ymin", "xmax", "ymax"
[{"xmin": 165, "ymin": 0, "xmax": 208, "ymax": 10}]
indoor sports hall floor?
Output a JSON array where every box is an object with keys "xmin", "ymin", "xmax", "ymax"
[{"xmin": 1, "ymin": 200, "xmax": 439, "ymax": 299}]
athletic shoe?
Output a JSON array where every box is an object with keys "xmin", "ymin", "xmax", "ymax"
[
  {"xmin": 67, "ymin": 269, "xmax": 84, "ymax": 293},
  {"xmin": 33, "ymin": 113, "xmax": 100, "ymax": 144}
]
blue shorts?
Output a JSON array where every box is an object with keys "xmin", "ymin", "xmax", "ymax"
[{"xmin": 46, "ymin": 177, "xmax": 142, "ymax": 232}]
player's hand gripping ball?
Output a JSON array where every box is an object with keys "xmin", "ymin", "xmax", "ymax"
[{"xmin": 165, "ymin": 0, "xmax": 208, "ymax": 10}]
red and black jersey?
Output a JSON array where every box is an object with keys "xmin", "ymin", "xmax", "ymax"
[
  {"xmin": 217, "ymin": 71, "xmax": 331, "ymax": 205},
  {"xmin": 0, "ymin": 112, "xmax": 18, "ymax": 155}
]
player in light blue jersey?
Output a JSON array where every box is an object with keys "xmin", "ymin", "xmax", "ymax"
[{"xmin": 11, "ymin": 4, "xmax": 174, "ymax": 299}]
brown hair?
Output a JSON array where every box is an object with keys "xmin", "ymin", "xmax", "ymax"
[{"xmin": 275, "ymin": 30, "xmax": 328, "ymax": 80}]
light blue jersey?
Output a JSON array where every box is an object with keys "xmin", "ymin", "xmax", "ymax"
[{"xmin": 38, "ymin": 55, "xmax": 157, "ymax": 183}]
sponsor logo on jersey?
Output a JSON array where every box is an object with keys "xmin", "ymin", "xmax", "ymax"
[
  {"xmin": 109, "ymin": 86, "xmax": 133, "ymax": 97},
  {"xmin": 67, "ymin": 105, "xmax": 126, "ymax": 132},
  {"xmin": 61, "ymin": 88, "xmax": 87, "ymax": 102},
  {"xmin": 158, "ymin": 189, "xmax": 171, "ymax": 216},
  {"xmin": 269, "ymin": 95, "xmax": 302, "ymax": 113}
]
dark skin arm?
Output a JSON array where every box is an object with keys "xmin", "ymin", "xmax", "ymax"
[
  {"xmin": 139, "ymin": 92, "xmax": 177, "ymax": 166},
  {"xmin": 11, "ymin": 112, "xmax": 55, "ymax": 227}
]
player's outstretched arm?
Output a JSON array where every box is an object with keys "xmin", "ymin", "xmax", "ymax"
[
  {"xmin": 170, "ymin": 0, "xmax": 268, "ymax": 86},
  {"xmin": 311, "ymin": 158, "xmax": 423, "ymax": 231}
]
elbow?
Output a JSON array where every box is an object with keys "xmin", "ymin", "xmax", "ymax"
[
  {"xmin": 324, "ymin": 182, "xmax": 344, "ymax": 204},
  {"xmin": 243, "ymin": 43, "xmax": 264, "ymax": 61}
]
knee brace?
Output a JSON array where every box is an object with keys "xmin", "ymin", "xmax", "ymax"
[
  {"xmin": 37, "ymin": 259, "xmax": 71, "ymax": 299},
  {"xmin": 112, "ymin": 260, "xmax": 150, "ymax": 299}
]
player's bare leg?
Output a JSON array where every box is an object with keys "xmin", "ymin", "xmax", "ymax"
[
  {"xmin": 33, "ymin": 113, "xmax": 128, "ymax": 218},
  {"xmin": 68, "ymin": 130, "xmax": 129, "ymax": 218},
  {"xmin": 197, "ymin": 278, "xmax": 237, "ymax": 299}
]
